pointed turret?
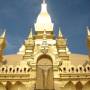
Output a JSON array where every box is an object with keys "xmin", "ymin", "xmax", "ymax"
[
  {"xmin": 28, "ymin": 28, "xmax": 33, "ymax": 39},
  {"xmin": 1, "ymin": 30, "xmax": 6, "ymax": 38},
  {"xmin": 56, "ymin": 27, "xmax": 66, "ymax": 47},
  {"xmin": 0, "ymin": 31, "xmax": 6, "ymax": 47},
  {"xmin": 87, "ymin": 26, "xmax": 90, "ymax": 36},
  {"xmin": 58, "ymin": 27, "xmax": 63, "ymax": 37},
  {"xmin": 0, "ymin": 30, "xmax": 6, "ymax": 62},
  {"xmin": 56, "ymin": 27, "xmax": 70, "ymax": 65},
  {"xmin": 23, "ymin": 28, "xmax": 35, "ymax": 60},
  {"xmin": 17, "ymin": 29, "xmax": 33, "ymax": 55}
]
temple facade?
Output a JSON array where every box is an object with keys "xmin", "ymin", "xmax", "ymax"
[{"xmin": 0, "ymin": 1, "xmax": 90, "ymax": 90}]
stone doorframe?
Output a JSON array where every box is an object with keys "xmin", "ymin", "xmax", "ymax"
[{"xmin": 35, "ymin": 54, "xmax": 55, "ymax": 90}]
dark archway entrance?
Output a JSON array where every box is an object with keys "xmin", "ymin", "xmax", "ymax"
[{"xmin": 35, "ymin": 54, "xmax": 54, "ymax": 90}]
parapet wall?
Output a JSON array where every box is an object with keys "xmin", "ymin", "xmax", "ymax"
[
  {"xmin": 0, "ymin": 65, "xmax": 31, "ymax": 74},
  {"xmin": 58, "ymin": 65, "xmax": 90, "ymax": 73}
]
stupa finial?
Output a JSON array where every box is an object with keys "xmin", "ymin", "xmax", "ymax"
[{"xmin": 42, "ymin": 0, "xmax": 46, "ymax": 4}]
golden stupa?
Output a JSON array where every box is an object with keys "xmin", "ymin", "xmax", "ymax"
[{"xmin": 0, "ymin": 0, "xmax": 90, "ymax": 90}]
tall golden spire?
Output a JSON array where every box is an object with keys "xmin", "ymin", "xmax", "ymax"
[{"xmin": 35, "ymin": 0, "xmax": 54, "ymax": 32}]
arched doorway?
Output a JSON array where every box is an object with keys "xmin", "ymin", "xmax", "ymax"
[{"xmin": 35, "ymin": 54, "xmax": 54, "ymax": 90}]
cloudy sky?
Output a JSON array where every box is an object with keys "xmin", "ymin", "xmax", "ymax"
[{"xmin": 0, "ymin": 0, "xmax": 90, "ymax": 55}]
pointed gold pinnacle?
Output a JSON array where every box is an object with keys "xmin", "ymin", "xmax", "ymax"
[
  {"xmin": 28, "ymin": 28, "xmax": 33, "ymax": 38},
  {"xmin": 58, "ymin": 27, "xmax": 63, "ymax": 37},
  {"xmin": 1, "ymin": 30, "xmax": 6, "ymax": 38},
  {"xmin": 87, "ymin": 26, "xmax": 90, "ymax": 36}
]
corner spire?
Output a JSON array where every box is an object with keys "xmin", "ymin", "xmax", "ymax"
[
  {"xmin": 1, "ymin": 30, "xmax": 6, "ymax": 38},
  {"xmin": 28, "ymin": 28, "xmax": 33, "ymax": 38},
  {"xmin": 58, "ymin": 27, "xmax": 63, "ymax": 37},
  {"xmin": 87, "ymin": 26, "xmax": 90, "ymax": 36}
]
